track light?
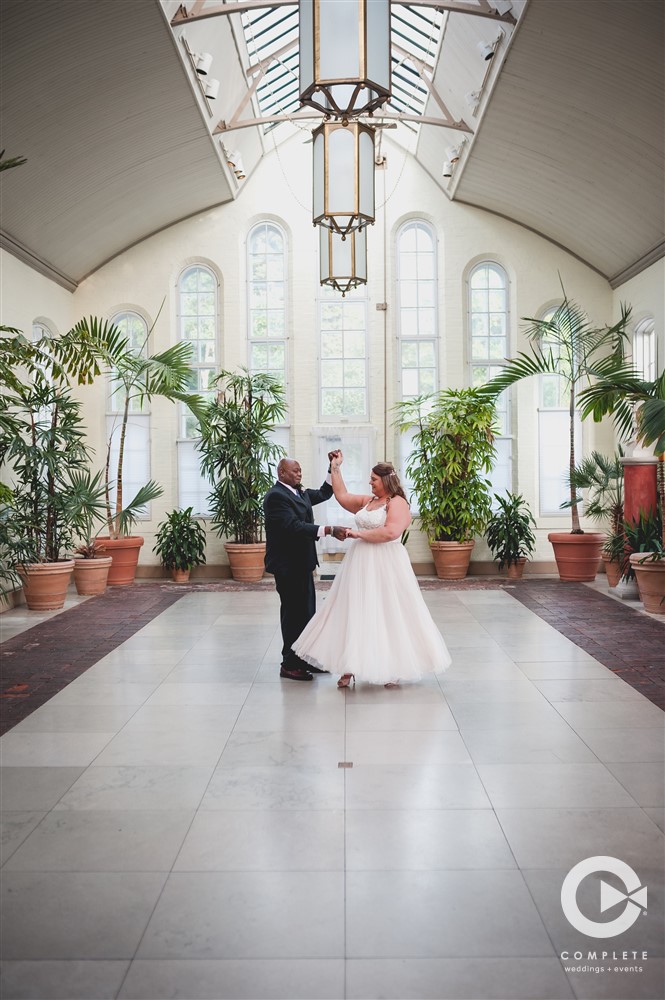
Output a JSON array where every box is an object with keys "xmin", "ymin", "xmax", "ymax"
[
  {"xmin": 195, "ymin": 52, "xmax": 213, "ymax": 75},
  {"xmin": 442, "ymin": 161, "xmax": 453, "ymax": 178},
  {"xmin": 477, "ymin": 40, "xmax": 496, "ymax": 61},
  {"xmin": 466, "ymin": 91, "xmax": 480, "ymax": 110},
  {"xmin": 204, "ymin": 78, "xmax": 219, "ymax": 100},
  {"xmin": 447, "ymin": 145, "xmax": 461, "ymax": 163}
]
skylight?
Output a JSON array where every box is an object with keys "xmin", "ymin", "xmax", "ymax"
[{"xmin": 241, "ymin": 3, "xmax": 443, "ymax": 130}]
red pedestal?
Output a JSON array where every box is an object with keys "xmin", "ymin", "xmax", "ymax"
[{"xmin": 622, "ymin": 458, "xmax": 658, "ymax": 525}]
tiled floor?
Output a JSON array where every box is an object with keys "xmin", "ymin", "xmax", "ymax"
[{"xmin": 0, "ymin": 586, "xmax": 664, "ymax": 1000}]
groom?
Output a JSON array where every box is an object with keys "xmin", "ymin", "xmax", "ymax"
[{"xmin": 264, "ymin": 454, "xmax": 346, "ymax": 681}]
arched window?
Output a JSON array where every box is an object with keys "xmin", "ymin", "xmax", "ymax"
[
  {"xmin": 177, "ymin": 264, "xmax": 220, "ymax": 513},
  {"xmin": 397, "ymin": 221, "xmax": 437, "ymax": 401},
  {"xmin": 468, "ymin": 261, "xmax": 512, "ymax": 498},
  {"xmin": 107, "ymin": 311, "xmax": 152, "ymax": 520},
  {"xmin": 633, "ymin": 316, "xmax": 656, "ymax": 381},
  {"xmin": 248, "ymin": 222, "xmax": 287, "ymax": 389},
  {"xmin": 396, "ymin": 221, "xmax": 438, "ymax": 493}
]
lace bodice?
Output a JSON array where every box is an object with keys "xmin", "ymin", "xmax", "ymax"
[{"xmin": 354, "ymin": 503, "xmax": 388, "ymax": 531}]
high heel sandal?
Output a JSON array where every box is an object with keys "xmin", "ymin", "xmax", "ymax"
[{"xmin": 337, "ymin": 673, "xmax": 355, "ymax": 689}]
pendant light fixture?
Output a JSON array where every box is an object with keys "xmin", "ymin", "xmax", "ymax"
[
  {"xmin": 299, "ymin": 0, "xmax": 391, "ymax": 122},
  {"xmin": 312, "ymin": 120, "xmax": 375, "ymax": 239},
  {"xmin": 319, "ymin": 226, "xmax": 367, "ymax": 297}
]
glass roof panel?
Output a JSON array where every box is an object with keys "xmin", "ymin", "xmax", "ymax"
[{"xmin": 241, "ymin": 2, "xmax": 443, "ymax": 130}]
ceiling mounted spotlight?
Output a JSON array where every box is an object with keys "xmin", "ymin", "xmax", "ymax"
[
  {"xmin": 466, "ymin": 90, "xmax": 480, "ymax": 109},
  {"xmin": 205, "ymin": 78, "xmax": 220, "ymax": 101},
  {"xmin": 477, "ymin": 40, "xmax": 496, "ymax": 61},
  {"xmin": 447, "ymin": 145, "xmax": 461, "ymax": 163},
  {"xmin": 195, "ymin": 52, "xmax": 213, "ymax": 75},
  {"xmin": 442, "ymin": 161, "xmax": 453, "ymax": 178}
]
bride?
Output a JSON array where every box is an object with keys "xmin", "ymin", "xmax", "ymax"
[{"xmin": 293, "ymin": 451, "xmax": 451, "ymax": 688}]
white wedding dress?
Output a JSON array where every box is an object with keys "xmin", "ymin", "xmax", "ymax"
[{"xmin": 293, "ymin": 503, "xmax": 452, "ymax": 684}]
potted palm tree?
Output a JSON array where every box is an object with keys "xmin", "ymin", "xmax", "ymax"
[
  {"xmin": 580, "ymin": 365, "xmax": 665, "ymax": 609},
  {"xmin": 69, "ymin": 469, "xmax": 113, "ymax": 595},
  {"xmin": 153, "ymin": 507, "xmax": 207, "ymax": 582},
  {"xmin": 394, "ymin": 387, "xmax": 497, "ymax": 579},
  {"xmin": 0, "ymin": 319, "xmax": 126, "ymax": 608},
  {"xmin": 479, "ymin": 291, "xmax": 633, "ymax": 581},
  {"xmin": 564, "ymin": 450, "xmax": 625, "ymax": 587},
  {"xmin": 198, "ymin": 368, "xmax": 286, "ymax": 581},
  {"xmin": 485, "ymin": 492, "xmax": 537, "ymax": 578},
  {"xmin": 101, "ymin": 318, "xmax": 205, "ymax": 585}
]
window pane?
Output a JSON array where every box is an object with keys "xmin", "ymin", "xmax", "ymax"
[
  {"xmin": 418, "ymin": 342, "xmax": 435, "ymax": 367},
  {"xmin": 402, "ymin": 369, "xmax": 419, "ymax": 396},
  {"xmin": 344, "ymin": 331, "xmax": 365, "ymax": 358},
  {"xmin": 420, "ymin": 368, "xmax": 435, "ymax": 394},
  {"xmin": 472, "ymin": 337, "xmax": 489, "ymax": 360},
  {"xmin": 401, "ymin": 281, "xmax": 418, "ymax": 308},
  {"xmin": 251, "ymin": 313, "xmax": 268, "ymax": 338},
  {"xmin": 401, "ymin": 310, "xmax": 419, "ymax": 336},
  {"xmin": 251, "ymin": 343, "xmax": 268, "ymax": 369},
  {"xmin": 322, "ymin": 359, "xmax": 344, "ymax": 387},
  {"xmin": 402, "ymin": 342, "xmax": 418, "ymax": 367},
  {"xmin": 344, "ymin": 388, "xmax": 366, "ymax": 415},
  {"xmin": 344, "ymin": 360, "xmax": 365, "ymax": 387},
  {"xmin": 322, "ymin": 332, "xmax": 343, "ymax": 357},
  {"xmin": 322, "ymin": 388, "xmax": 344, "ymax": 415}
]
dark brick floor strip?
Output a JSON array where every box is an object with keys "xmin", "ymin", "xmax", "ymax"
[
  {"xmin": 1, "ymin": 579, "xmax": 663, "ymax": 734},
  {"xmin": 0, "ymin": 585, "xmax": 186, "ymax": 735},
  {"xmin": 509, "ymin": 581, "xmax": 665, "ymax": 710}
]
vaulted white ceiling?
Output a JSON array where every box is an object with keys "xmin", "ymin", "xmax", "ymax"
[{"xmin": 0, "ymin": 0, "xmax": 662, "ymax": 291}]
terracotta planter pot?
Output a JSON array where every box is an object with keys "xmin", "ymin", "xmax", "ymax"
[
  {"xmin": 547, "ymin": 532, "xmax": 605, "ymax": 582},
  {"xmin": 224, "ymin": 542, "xmax": 266, "ymax": 582},
  {"xmin": 506, "ymin": 557, "xmax": 527, "ymax": 580},
  {"xmin": 429, "ymin": 540, "xmax": 475, "ymax": 580},
  {"xmin": 18, "ymin": 560, "xmax": 75, "ymax": 611},
  {"xmin": 629, "ymin": 553, "xmax": 665, "ymax": 614},
  {"xmin": 601, "ymin": 552, "xmax": 622, "ymax": 589},
  {"xmin": 73, "ymin": 556, "xmax": 113, "ymax": 596},
  {"xmin": 99, "ymin": 536, "xmax": 144, "ymax": 586},
  {"xmin": 171, "ymin": 568, "xmax": 190, "ymax": 583}
]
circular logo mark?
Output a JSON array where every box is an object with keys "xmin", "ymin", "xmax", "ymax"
[{"xmin": 561, "ymin": 856, "xmax": 647, "ymax": 939}]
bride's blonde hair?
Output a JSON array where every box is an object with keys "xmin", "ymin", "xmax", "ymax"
[{"xmin": 373, "ymin": 462, "xmax": 408, "ymax": 502}]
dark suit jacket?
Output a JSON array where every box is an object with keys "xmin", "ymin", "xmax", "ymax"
[{"xmin": 263, "ymin": 480, "xmax": 333, "ymax": 576}]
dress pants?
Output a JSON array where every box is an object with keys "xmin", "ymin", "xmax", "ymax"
[{"xmin": 274, "ymin": 568, "xmax": 316, "ymax": 666}]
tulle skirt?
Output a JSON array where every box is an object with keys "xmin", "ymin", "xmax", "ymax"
[{"xmin": 293, "ymin": 539, "xmax": 452, "ymax": 684}]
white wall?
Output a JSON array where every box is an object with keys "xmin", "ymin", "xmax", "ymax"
[{"xmin": 4, "ymin": 132, "xmax": 647, "ymax": 571}]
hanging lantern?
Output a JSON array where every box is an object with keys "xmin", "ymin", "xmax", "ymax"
[
  {"xmin": 299, "ymin": 0, "xmax": 391, "ymax": 121},
  {"xmin": 319, "ymin": 226, "xmax": 367, "ymax": 297},
  {"xmin": 313, "ymin": 121, "xmax": 375, "ymax": 239}
]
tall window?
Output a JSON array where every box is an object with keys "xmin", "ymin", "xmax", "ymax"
[
  {"xmin": 633, "ymin": 316, "xmax": 656, "ymax": 381},
  {"xmin": 396, "ymin": 221, "xmax": 438, "ymax": 493},
  {"xmin": 397, "ymin": 221, "xmax": 437, "ymax": 401},
  {"xmin": 107, "ymin": 311, "xmax": 151, "ymax": 519},
  {"xmin": 248, "ymin": 223, "xmax": 287, "ymax": 388},
  {"xmin": 468, "ymin": 261, "xmax": 512, "ymax": 498},
  {"xmin": 319, "ymin": 284, "xmax": 368, "ymax": 421},
  {"xmin": 177, "ymin": 264, "xmax": 219, "ymax": 513},
  {"xmin": 247, "ymin": 222, "xmax": 289, "ymax": 457},
  {"xmin": 537, "ymin": 305, "xmax": 581, "ymax": 515},
  {"xmin": 178, "ymin": 265, "xmax": 219, "ymax": 438}
]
